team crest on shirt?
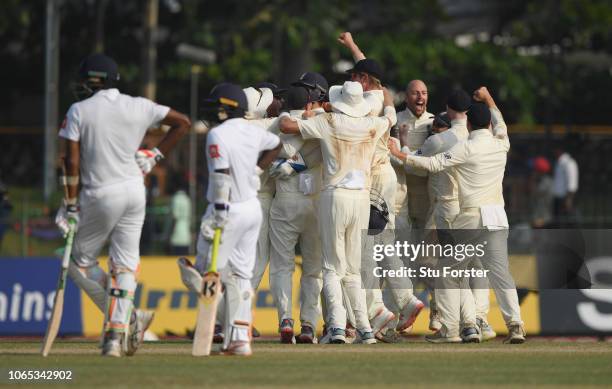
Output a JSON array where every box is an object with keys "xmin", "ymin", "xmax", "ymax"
[
  {"xmin": 208, "ymin": 144, "xmax": 220, "ymax": 159},
  {"xmin": 443, "ymin": 152, "xmax": 452, "ymax": 159}
]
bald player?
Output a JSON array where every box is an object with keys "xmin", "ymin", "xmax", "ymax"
[
  {"xmin": 395, "ymin": 80, "xmax": 434, "ymax": 231},
  {"xmin": 338, "ymin": 32, "xmax": 424, "ymax": 341}
]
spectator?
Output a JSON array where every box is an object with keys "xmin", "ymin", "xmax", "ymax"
[
  {"xmin": 169, "ymin": 183, "xmax": 191, "ymax": 255},
  {"xmin": 530, "ymin": 156, "xmax": 553, "ymax": 228},
  {"xmin": 552, "ymin": 138, "xmax": 579, "ymax": 226}
]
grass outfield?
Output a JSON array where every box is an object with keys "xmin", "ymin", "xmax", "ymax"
[{"xmin": 1, "ymin": 339, "xmax": 611, "ymax": 388}]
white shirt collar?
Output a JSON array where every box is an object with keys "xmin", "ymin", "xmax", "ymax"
[
  {"xmin": 96, "ymin": 88, "xmax": 120, "ymax": 101},
  {"xmin": 469, "ymin": 128, "xmax": 493, "ymax": 139},
  {"xmin": 451, "ymin": 117, "xmax": 467, "ymax": 126}
]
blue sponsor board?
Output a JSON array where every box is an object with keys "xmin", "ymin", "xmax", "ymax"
[{"xmin": 0, "ymin": 258, "xmax": 82, "ymax": 335}]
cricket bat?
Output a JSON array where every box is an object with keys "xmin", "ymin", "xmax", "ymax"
[
  {"xmin": 41, "ymin": 220, "xmax": 76, "ymax": 357},
  {"xmin": 192, "ymin": 228, "xmax": 223, "ymax": 356}
]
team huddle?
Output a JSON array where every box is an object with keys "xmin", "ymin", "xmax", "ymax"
[{"xmin": 54, "ymin": 31, "xmax": 525, "ymax": 358}]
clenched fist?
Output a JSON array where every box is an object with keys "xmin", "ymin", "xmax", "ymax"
[
  {"xmin": 473, "ymin": 87, "xmax": 494, "ymax": 107},
  {"xmin": 337, "ymin": 32, "xmax": 355, "ymax": 48}
]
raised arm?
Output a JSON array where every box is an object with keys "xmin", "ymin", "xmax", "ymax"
[
  {"xmin": 473, "ymin": 86, "xmax": 508, "ymax": 140},
  {"xmin": 337, "ymin": 32, "xmax": 366, "ymax": 62}
]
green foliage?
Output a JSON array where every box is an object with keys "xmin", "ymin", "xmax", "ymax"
[{"xmin": 0, "ymin": 0, "xmax": 610, "ymax": 125}]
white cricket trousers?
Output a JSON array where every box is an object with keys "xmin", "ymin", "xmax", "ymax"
[
  {"xmin": 269, "ymin": 192, "xmax": 322, "ymax": 328},
  {"xmin": 196, "ymin": 197, "xmax": 262, "ymax": 343},
  {"xmin": 251, "ymin": 192, "xmax": 273, "ymax": 289},
  {"xmin": 430, "ymin": 200, "xmax": 490, "ymax": 325},
  {"xmin": 319, "ymin": 188, "xmax": 371, "ymax": 332},
  {"xmin": 364, "ymin": 164, "xmax": 414, "ymax": 319},
  {"xmin": 69, "ymin": 178, "xmax": 146, "ymax": 332},
  {"xmin": 435, "ymin": 208, "xmax": 522, "ymax": 337}
]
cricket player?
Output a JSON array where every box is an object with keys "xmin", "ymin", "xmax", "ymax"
[
  {"xmin": 391, "ymin": 79, "xmax": 437, "ymax": 330},
  {"xmin": 338, "ymin": 32, "xmax": 424, "ymax": 341},
  {"xmin": 280, "ymin": 81, "xmax": 397, "ymax": 344},
  {"xmin": 197, "ymin": 83, "xmax": 281, "ymax": 355},
  {"xmin": 405, "ymin": 90, "xmax": 488, "ymax": 342},
  {"xmin": 268, "ymin": 85, "xmax": 325, "ymax": 344},
  {"xmin": 389, "ymin": 87, "xmax": 526, "ymax": 344},
  {"xmin": 419, "ymin": 109, "xmax": 496, "ymax": 341},
  {"xmin": 55, "ymin": 53, "xmax": 191, "ymax": 357}
]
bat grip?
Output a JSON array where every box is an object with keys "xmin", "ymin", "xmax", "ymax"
[{"xmin": 209, "ymin": 228, "xmax": 222, "ymax": 273}]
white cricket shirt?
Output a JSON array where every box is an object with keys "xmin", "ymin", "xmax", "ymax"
[
  {"xmin": 552, "ymin": 153, "xmax": 579, "ymax": 197},
  {"xmin": 297, "ymin": 112, "xmax": 390, "ymax": 190},
  {"xmin": 206, "ymin": 118, "xmax": 280, "ymax": 203},
  {"xmin": 419, "ymin": 118, "xmax": 468, "ymax": 203},
  {"xmin": 404, "ymin": 126, "xmax": 510, "ymax": 209},
  {"xmin": 59, "ymin": 88, "xmax": 170, "ymax": 188}
]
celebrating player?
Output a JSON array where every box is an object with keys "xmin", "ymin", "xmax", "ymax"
[
  {"xmin": 389, "ymin": 87, "xmax": 526, "ymax": 344},
  {"xmin": 280, "ymin": 81, "xmax": 397, "ymax": 344},
  {"xmin": 56, "ymin": 53, "xmax": 190, "ymax": 357},
  {"xmin": 337, "ymin": 31, "xmax": 424, "ymax": 342}
]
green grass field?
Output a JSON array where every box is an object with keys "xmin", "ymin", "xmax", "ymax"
[{"xmin": 1, "ymin": 339, "xmax": 611, "ymax": 388}]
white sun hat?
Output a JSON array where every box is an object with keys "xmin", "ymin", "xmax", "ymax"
[
  {"xmin": 328, "ymin": 81, "xmax": 371, "ymax": 118},
  {"xmin": 243, "ymin": 87, "xmax": 274, "ymax": 119}
]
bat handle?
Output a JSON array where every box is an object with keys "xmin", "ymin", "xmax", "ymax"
[{"xmin": 209, "ymin": 228, "xmax": 222, "ymax": 273}]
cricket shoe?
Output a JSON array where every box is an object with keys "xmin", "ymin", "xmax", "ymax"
[
  {"xmin": 460, "ymin": 326, "xmax": 481, "ymax": 343},
  {"xmin": 370, "ymin": 308, "xmax": 396, "ymax": 339},
  {"xmin": 504, "ymin": 322, "xmax": 526, "ymax": 344},
  {"xmin": 101, "ymin": 337, "xmax": 122, "ymax": 357},
  {"xmin": 397, "ymin": 297, "xmax": 424, "ymax": 332},
  {"xmin": 223, "ymin": 341, "xmax": 252, "ymax": 356},
  {"xmin": 213, "ymin": 324, "xmax": 224, "ymax": 344},
  {"xmin": 320, "ymin": 328, "xmax": 346, "ymax": 344},
  {"xmin": 429, "ymin": 309, "xmax": 442, "ymax": 332},
  {"xmin": 126, "ymin": 309, "xmax": 155, "ymax": 356},
  {"xmin": 425, "ymin": 331, "xmax": 462, "ymax": 344},
  {"xmin": 279, "ymin": 318, "xmax": 295, "ymax": 344},
  {"xmin": 355, "ymin": 329, "xmax": 377, "ymax": 344},
  {"xmin": 477, "ymin": 317, "xmax": 496, "ymax": 341},
  {"xmin": 296, "ymin": 325, "xmax": 317, "ymax": 344}
]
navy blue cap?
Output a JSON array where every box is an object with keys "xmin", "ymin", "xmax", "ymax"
[
  {"xmin": 79, "ymin": 53, "xmax": 119, "ymax": 81},
  {"xmin": 446, "ymin": 89, "xmax": 471, "ymax": 112},
  {"xmin": 347, "ymin": 58, "xmax": 383, "ymax": 80},
  {"xmin": 467, "ymin": 102, "xmax": 491, "ymax": 128},
  {"xmin": 203, "ymin": 82, "xmax": 248, "ymax": 111}
]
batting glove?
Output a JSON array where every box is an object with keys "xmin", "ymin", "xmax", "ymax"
[
  {"xmin": 200, "ymin": 204, "xmax": 230, "ymax": 241},
  {"xmin": 135, "ymin": 147, "xmax": 164, "ymax": 175},
  {"xmin": 55, "ymin": 199, "xmax": 79, "ymax": 238}
]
